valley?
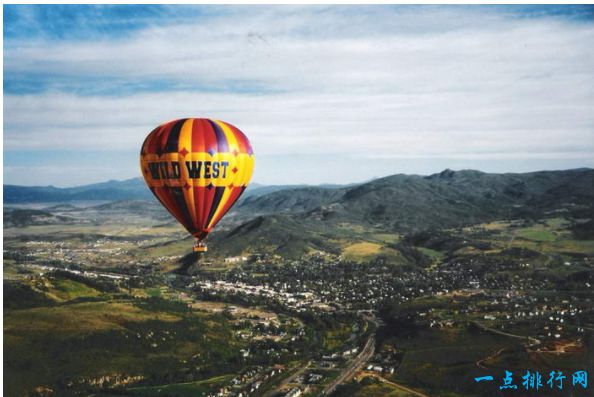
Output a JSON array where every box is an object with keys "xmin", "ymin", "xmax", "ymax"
[{"xmin": 4, "ymin": 168, "xmax": 594, "ymax": 397}]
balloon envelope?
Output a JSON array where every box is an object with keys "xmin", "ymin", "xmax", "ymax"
[{"xmin": 140, "ymin": 118, "xmax": 254, "ymax": 245}]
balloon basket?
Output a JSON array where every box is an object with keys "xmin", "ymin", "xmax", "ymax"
[{"xmin": 193, "ymin": 241, "xmax": 208, "ymax": 253}]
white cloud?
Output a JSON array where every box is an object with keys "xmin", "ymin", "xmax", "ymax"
[{"xmin": 3, "ymin": 6, "xmax": 594, "ymax": 184}]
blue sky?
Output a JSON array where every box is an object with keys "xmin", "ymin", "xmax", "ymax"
[{"xmin": 4, "ymin": 5, "xmax": 594, "ymax": 187}]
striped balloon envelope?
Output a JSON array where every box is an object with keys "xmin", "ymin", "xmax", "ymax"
[{"xmin": 140, "ymin": 118, "xmax": 254, "ymax": 252}]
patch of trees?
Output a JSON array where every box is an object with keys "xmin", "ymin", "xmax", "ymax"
[
  {"xmin": 3, "ymin": 281, "xmax": 55, "ymax": 309},
  {"xmin": 133, "ymin": 296, "xmax": 191, "ymax": 314},
  {"xmin": 571, "ymin": 219, "xmax": 594, "ymax": 240},
  {"xmin": 377, "ymin": 301, "xmax": 422, "ymax": 344}
]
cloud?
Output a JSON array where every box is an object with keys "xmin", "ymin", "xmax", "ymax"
[{"xmin": 3, "ymin": 5, "xmax": 594, "ymax": 185}]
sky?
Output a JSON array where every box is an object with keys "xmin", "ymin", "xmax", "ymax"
[{"xmin": 3, "ymin": 5, "xmax": 594, "ymax": 187}]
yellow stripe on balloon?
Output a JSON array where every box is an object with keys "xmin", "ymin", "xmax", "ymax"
[
  {"xmin": 178, "ymin": 119, "xmax": 198, "ymax": 229},
  {"xmin": 241, "ymin": 155, "xmax": 255, "ymax": 187},
  {"xmin": 213, "ymin": 120, "xmax": 242, "ymax": 187}
]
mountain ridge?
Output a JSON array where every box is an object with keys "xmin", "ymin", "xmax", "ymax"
[
  {"xmin": 3, "ymin": 177, "xmax": 355, "ymax": 203},
  {"xmin": 5, "ymin": 168, "xmax": 594, "ymax": 258}
]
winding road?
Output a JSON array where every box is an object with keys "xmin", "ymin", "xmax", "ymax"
[
  {"xmin": 472, "ymin": 321, "xmax": 541, "ymax": 369},
  {"xmin": 362, "ymin": 374, "xmax": 432, "ymax": 397}
]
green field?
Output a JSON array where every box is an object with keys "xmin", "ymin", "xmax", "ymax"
[
  {"xmin": 323, "ymin": 324, "xmax": 354, "ymax": 352},
  {"xmin": 4, "ymin": 274, "xmax": 244, "ymax": 397}
]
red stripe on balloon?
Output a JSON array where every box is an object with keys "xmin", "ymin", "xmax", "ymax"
[
  {"xmin": 154, "ymin": 187, "xmax": 187, "ymax": 230},
  {"xmin": 141, "ymin": 127, "xmax": 159, "ymax": 155},
  {"xmin": 201, "ymin": 185, "xmax": 217, "ymax": 232},
  {"xmin": 226, "ymin": 123, "xmax": 249, "ymax": 153},
  {"xmin": 156, "ymin": 120, "xmax": 178, "ymax": 153},
  {"xmin": 191, "ymin": 121, "xmax": 208, "ymax": 236},
  {"xmin": 193, "ymin": 186, "xmax": 205, "ymax": 233},
  {"xmin": 145, "ymin": 124, "xmax": 165, "ymax": 154},
  {"xmin": 191, "ymin": 119, "xmax": 215, "ymax": 152},
  {"xmin": 170, "ymin": 187, "xmax": 196, "ymax": 234}
]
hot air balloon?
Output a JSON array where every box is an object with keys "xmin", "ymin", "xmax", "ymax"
[{"xmin": 140, "ymin": 118, "xmax": 254, "ymax": 253}]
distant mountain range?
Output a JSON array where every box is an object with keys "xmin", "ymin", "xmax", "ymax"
[
  {"xmin": 4, "ymin": 178, "xmax": 154, "ymax": 203},
  {"xmin": 5, "ymin": 168, "xmax": 594, "ymax": 257},
  {"xmin": 6, "ymin": 170, "xmax": 594, "ymax": 226},
  {"xmin": 3, "ymin": 178, "xmax": 299, "ymax": 203}
]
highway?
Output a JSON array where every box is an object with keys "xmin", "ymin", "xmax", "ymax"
[
  {"xmin": 265, "ymin": 314, "xmax": 378, "ymax": 397},
  {"xmin": 322, "ymin": 334, "xmax": 376, "ymax": 395}
]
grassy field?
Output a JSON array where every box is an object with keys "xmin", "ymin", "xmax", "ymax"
[
  {"xmin": 340, "ymin": 241, "xmax": 406, "ymax": 264},
  {"xmin": 4, "ymin": 301, "xmax": 181, "ymax": 335},
  {"xmin": 370, "ymin": 233, "xmax": 401, "ymax": 244},
  {"xmin": 342, "ymin": 242, "xmax": 383, "ymax": 262},
  {"xmin": 516, "ymin": 227, "xmax": 559, "ymax": 242},
  {"xmin": 463, "ymin": 217, "xmax": 594, "ymax": 257},
  {"xmin": 383, "ymin": 324, "xmax": 520, "ymax": 397},
  {"xmin": 324, "ymin": 324, "xmax": 354, "ymax": 352},
  {"xmin": 416, "ymin": 247, "xmax": 444, "ymax": 270},
  {"xmin": 4, "ymin": 273, "xmax": 244, "ymax": 397},
  {"xmin": 48, "ymin": 278, "xmax": 103, "ymax": 301}
]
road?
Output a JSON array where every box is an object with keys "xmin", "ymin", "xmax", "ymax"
[
  {"xmin": 357, "ymin": 373, "xmax": 432, "ymax": 397},
  {"xmin": 507, "ymin": 229, "xmax": 518, "ymax": 248},
  {"xmin": 476, "ymin": 346, "xmax": 507, "ymax": 369},
  {"xmin": 371, "ymin": 374, "xmax": 432, "ymax": 397},
  {"xmin": 265, "ymin": 314, "xmax": 378, "ymax": 397},
  {"xmin": 322, "ymin": 334, "xmax": 376, "ymax": 395},
  {"xmin": 472, "ymin": 321, "xmax": 541, "ymax": 369},
  {"xmin": 471, "ymin": 321, "xmax": 540, "ymax": 347}
]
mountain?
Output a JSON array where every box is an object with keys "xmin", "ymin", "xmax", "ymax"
[
  {"xmin": 5, "ymin": 168, "xmax": 593, "ymax": 258},
  {"xmin": 241, "ymin": 184, "xmax": 308, "ymax": 198},
  {"xmin": 3, "ymin": 208, "xmax": 77, "ymax": 227},
  {"xmin": 85, "ymin": 200, "xmax": 171, "ymax": 218},
  {"xmin": 4, "ymin": 178, "xmax": 153, "ymax": 203},
  {"xmin": 209, "ymin": 215, "xmax": 340, "ymax": 258},
  {"xmin": 3, "ymin": 179, "xmax": 319, "ymax": 204},
  {"xmin": 242, "ymin": 182, "xmax": 359, "ymax": 199},
  {"xmin": 238, "ymin": 186, "xmax": 347, "ymax": 214},
  {"xmin": 42, "ymin": 203, "xmax": 80, "ymax": 212},
  {"xmin": 248, "ymin": 169, "xmax": 593, "ymax": 221},
  {"xmin": 203, "ymin": 168, "xmax": 594, "ymax": 257}
]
